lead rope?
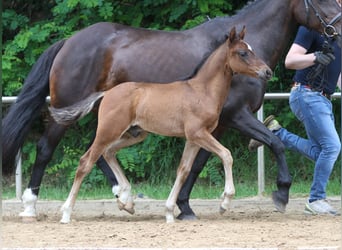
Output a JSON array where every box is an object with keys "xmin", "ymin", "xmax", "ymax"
[{"xmin": 306, "ymin": 39, "xmax": 334, "ymax": 91}]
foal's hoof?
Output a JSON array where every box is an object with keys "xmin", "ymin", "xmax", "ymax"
[
  {"xmin": 122, "ymin": 207, "xmax": 135, "ymax": 215},
  {"xmin": 219, "ymin": 206, "xmax": 227, "ymax": 215},
  {"xmin": 272, "ymin": 191, "xmax": 287, "ymax": 213},
  {"xmin": 117, "ymin": 200, "xmax": 135, "ymax": 214},
  {"xmin": 248, "ymin": 139, "xmax": 263, "ymax": 152},
  {"xmin": 60, "ymin": 218, "xmax": 71, "ymax": 224},
  {"xmin": 19, "ymin": 209, "xmax": 37, "ymax": 218}
]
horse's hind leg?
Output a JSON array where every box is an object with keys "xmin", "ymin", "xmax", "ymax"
[{"xmin": 20, "ymin": 119, "xmax": 68, "ymax": 218}]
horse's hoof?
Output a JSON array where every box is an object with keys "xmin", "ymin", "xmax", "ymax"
[
  {"xmin": 272, "ymin": 191, "xmax": 287, "ymax": 213},
  {"xmin": 176, "ymin": 212, "xmax": 198, "ymax": 221},
  {"xmin": 219, "ymin": 206, "xmax": 227, "ymax": 215}
]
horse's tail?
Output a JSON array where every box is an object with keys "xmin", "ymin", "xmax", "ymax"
[
  {"xmin": 49, "ymin": 92, "xmax": 104, "ymax": 126},
  {"xmin": 2, "ymin": 39, "xmax": 66, "ymax": 175}
]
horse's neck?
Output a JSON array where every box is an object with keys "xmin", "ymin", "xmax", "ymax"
[
  {"xmin": 237, "ymin": 0, "xmax": 297, "ymax": 67},
  {"xmin": 195, "ymin": 0, "xmax": 298, "ymax": 67}
]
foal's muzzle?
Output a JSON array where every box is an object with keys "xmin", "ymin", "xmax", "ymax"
[{"xmin": 259, "ymin": 68, "xmax": 273, "ymax": 81}]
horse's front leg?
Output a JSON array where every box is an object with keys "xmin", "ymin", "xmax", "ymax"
[
  {"xmin": 20, "ymin": 119, "xmax": 68, "ymax": 219},
  {"xmin": 166, "ymin": 141, "xmax": 201, "ymax": 223},
  {"xmin": 227, "ymin": 108, "xmax": 292, "ymax": 212}
]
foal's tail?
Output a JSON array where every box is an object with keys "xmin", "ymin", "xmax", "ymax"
[
  {"xmin": 2, "ymin": 39, "xmax": 66, "ymax": 175},
  {"xmin": 49, "ymin": 92, "xmax": 104, "ymax": 126}
]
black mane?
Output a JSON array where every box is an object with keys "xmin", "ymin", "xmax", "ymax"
[{"xmin": 180, "ymin": 33, "xmax": 230, "ymax": 81}]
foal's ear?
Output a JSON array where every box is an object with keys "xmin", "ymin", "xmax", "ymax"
[
  {"xmin": 228, "ymin": 26, "xmax": 237, "ymax": 44},
  {"xmin": 239, "ymin": 26, "xmax": 246, "ymax": 40}
]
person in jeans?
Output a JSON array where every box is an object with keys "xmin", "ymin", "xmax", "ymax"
[{"xmin": 249, "ymin": 25, "xmax": 341, "ymax": 215}]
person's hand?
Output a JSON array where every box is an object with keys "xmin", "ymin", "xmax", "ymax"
[{"xmin": 314, "ymin": 51, "xmax": 335, "ymax": 65}]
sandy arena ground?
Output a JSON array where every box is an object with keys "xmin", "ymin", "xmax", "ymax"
[{"xmin": 2, "ymin": 196, "xmax": 342, "ymax": 250}]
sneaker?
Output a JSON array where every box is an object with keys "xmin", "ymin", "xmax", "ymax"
[
  {"xmin": 304, "ymin": 199, "xmax": 339, "ymax": 216},
  {"xmin": 248, "ymin": 115, "xmax": 282, "ymax": 151},
  {"xmin": 263, "ymin": 115, "xmax": 282, "ymax": 131}
]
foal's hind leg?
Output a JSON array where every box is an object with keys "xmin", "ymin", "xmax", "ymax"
[
  {"xmin": 61, "ymin": 146, "xmax": 104, "ymax": 223},
  {"xmin": 87, "ymin": 131, "xmax": 121, "ymax": 199},
  {"xmin": 102, "ymin": 131, "xmax": 148, "ymax": 215}
]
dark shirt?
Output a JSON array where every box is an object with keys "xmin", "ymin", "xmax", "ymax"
[{"xmin": 292, "ymin": 26, "xmax": 341, "ymax": 95}]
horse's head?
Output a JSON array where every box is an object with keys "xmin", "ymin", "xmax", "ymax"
[
  {"xmin": 226, "ymin": 26, "xmax": 272, "ymax": 82},
  {"xmin": 293, "ymin": 0, "xmax": 341, "ymax": 43}
]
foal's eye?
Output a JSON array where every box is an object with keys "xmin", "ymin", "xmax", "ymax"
[{"xmin": 238, "ymin": 50, "xmax": 248, "ymax": 58}]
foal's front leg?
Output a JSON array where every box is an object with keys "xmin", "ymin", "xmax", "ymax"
[
  {"xmin": 192, "ymin": 130, "xmax": 235, "ymax": 214},
  {"xmin": 165, "ymin": 141, "xmax": 201, "ymax": 223}
]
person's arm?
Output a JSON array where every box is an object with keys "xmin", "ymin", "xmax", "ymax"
[{"xmin": 284, "ymin": 43, "xmax": 316, "ymax": 70}]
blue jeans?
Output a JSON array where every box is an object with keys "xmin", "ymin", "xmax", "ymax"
[{"xmin": 274, "ymin": 85, "xmax": 341, "ymax": 201}]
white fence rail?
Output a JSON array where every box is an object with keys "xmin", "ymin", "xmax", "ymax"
[{"xmin": 3, "ymin": 93, "xmax": 341, "ymax": 199}]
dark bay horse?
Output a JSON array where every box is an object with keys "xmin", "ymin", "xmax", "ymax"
[
  {"xmin": 2, "ymin": 0, "xmax": 341, "ymax": 220},
  {"xmin": 50, "ymin": 27, "xmax": 272, "ymax": 223}
]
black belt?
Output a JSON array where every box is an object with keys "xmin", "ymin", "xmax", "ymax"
[
  {"xmin": 292, "ymin": 82, "xmax": 331, "ymax": 100},
  {"xmin": 321, "ymin": 92, "xmax": 332, "ymax": 100}
]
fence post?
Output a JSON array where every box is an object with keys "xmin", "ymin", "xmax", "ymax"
[
  {"xmin": 257, "ymin": 105, "xmax": 265, "ymax": 196},
  {"xmin": 15, "ymin": 150, "xmax": 22, "ymax": 200}
]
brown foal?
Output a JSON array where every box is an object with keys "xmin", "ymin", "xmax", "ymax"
[{"xmin": 51, "ymin": 27, "xmax": 272, "ymax": 223}]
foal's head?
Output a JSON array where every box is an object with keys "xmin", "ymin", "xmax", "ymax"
[{"xmin": 226, "ymin": 27, "xmax": 272, "ymax": 81}]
